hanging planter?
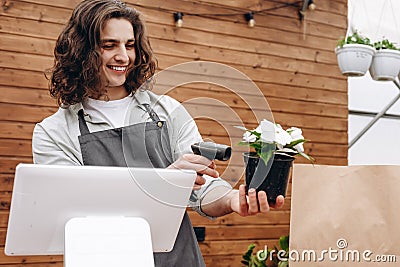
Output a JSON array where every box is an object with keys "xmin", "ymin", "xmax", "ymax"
[
  {"xmin": 335, "ymin": 44, "xmax": 375, "ymax": 76},
  {"xmin": 369, "ymin": 39, "xmax": 400, "ymax": 81},
  {"xmin": 335, "ymin": 32, "xmax": 375, "ymax": 77}
]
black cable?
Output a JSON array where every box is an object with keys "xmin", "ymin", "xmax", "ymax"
[{"xmin": 132, "ymin": 1, "xmax": 303, "ymax": 18}]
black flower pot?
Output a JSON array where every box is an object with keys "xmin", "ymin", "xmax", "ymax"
[{"xmin": 244, "ymin": 152, "xmax": 294, "ymax": 205}]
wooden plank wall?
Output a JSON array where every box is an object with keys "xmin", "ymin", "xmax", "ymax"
[{"xmin": 0, "ymin": 0, "xmax": 348, "ymax": 266}]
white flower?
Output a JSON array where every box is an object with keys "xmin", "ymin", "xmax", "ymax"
[
  {"xmin": 287, "ymin": 127, "xmax": 303, "ymax": 140},
  {"xmin": 242, "ymin": 131, "xmax": 256, "ymax": 142},
  {"xmin": 274, "ymin": 124, "xmax": 292, "ymax": 149},
  {"xmin": 287, "ymin": 127, "xmax": 305, "ymax": 152},
  {"xmin": 259, "ymin": 119, "xmax": 275, "ymax": 143},
  {"xmin": 294, "ymin": 143, "xmax": 304, "ymax": 153},
  {"xmin": 236, "ymin": 120, "xmax": 313, "ymax": 163}
]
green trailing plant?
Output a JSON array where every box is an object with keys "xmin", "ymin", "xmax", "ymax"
[
  {"xmin": 241, "ymin": 243, "xmax": 268, "ymax": 267},
  {"xmin": 241, "ymin": 235, "xmax": 290, "ymax": 267},
  {"xmin": 337, "ymin": 31, "xmax": 372, "ymax": 48},
  {"xmin": 271, "ymin": 235, "xmax": 289, "ymax": 267},
  {"xmin": 373, "ymin": 39, "xmax": 400, "ymax": 50}
]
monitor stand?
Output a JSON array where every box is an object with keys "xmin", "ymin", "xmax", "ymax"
[{"xmin": 64, "ymin": 217, "xmax": 155, "ymax": 267}]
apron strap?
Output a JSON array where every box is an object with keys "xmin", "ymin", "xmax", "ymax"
[
  {"xmin": 78, "ymin": 109, "xmax": 91, "ymax": 135},
  {"xmin": 77, "ymin": 102, "xmax": 164, "ymax": 136},
  {"xmin": 142, "ymin": 104, "xmax": 164, "ymax": 128}
]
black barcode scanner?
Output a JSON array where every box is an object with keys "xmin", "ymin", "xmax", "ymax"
[{"xmin": 191, "ymin": 142, "xmax": 231, "ymax": 161}]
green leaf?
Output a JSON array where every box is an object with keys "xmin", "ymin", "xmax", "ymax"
[
  {"xmin": 238, "ymin": 141, "xmax": 252, "ymax": 146},
  {"xmin": 299, "ymin": 152, "xmax": 315, "ymax": 163},
  {"xmin": 259, "ymin": 142, "xmax": 275, "ymax": 165},
  {"xmin": 243, "ymin": 243, "xmax": 256, "ymax": 261},
  {"xmin": 279, "ymin": 235, "xmax": 289, "ymax": 251},
  {"xmin": 248, "ymin": 130, "xmax": 261, "ymax": 138},
  {"xmin": 287, "ymin": 138, "xmax": 306, "ymax": 147},
  {"xmin": 337, "ymin": 31, "xmax": 372, "ymax": 48}
]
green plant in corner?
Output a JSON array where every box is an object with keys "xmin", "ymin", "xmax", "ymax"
[
  {"xmin": 241, "ymin": 243, "xmax": 267, "ymax": 267},
  {"xmin": 241, "ymin": 235, "xmax": 290, "ymax": 267},
  {"xmin": 270, "ymin": 235, "xmax": 289, "ymax": 267},
  {"xmin": 337, "ymin": 31, "xmax": 372, "ymax": 48}
]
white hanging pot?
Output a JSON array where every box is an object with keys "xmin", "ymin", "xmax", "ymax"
[
  {"xmin": 335, "ymin": 44, "xmax": 375, "ymax": 77},
  {"xmin": 369, "ymin": 49, "xmax": 400, "ymax": 81}
]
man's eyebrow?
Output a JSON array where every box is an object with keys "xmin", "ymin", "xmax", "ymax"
[{"xmin": 100, "ymin": 38, "xmax": 135, "ymax": 43}]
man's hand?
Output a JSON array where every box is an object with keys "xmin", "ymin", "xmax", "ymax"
[
  {"xmin": 200, "ymin": 184, "xmax": 285, "ymax": 218},
  {"xmin": 229, "ymin": 185, "xmax": 284, "ymax": 216},
  {"xmin": 167, "ymin": 154, "xmax": 218, "ymax": 190}
]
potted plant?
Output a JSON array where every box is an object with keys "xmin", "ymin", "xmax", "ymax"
[
  {"xmin": 335, "ymin": 31, "xmax": 375, "ymax": 77},
  {"xmin": 369, "ymin": 39, "xmax": 400, "ymax": 81},
  {"xmin": 236, "ymin": 120, "xmax": 313, "ymax": 205},
  {"xmin": 241, "ymin": 235, "xmax": 289, "ymax": 267}
]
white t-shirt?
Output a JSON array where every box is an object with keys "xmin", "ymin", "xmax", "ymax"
[{"xmin": 83, "ymin": 95, "xmax": 133, "ymax": 128}]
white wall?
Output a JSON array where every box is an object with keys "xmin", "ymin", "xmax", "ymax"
[{"xmin": 348, "ymin": 0, "xmax": 400, "ymax": 165}]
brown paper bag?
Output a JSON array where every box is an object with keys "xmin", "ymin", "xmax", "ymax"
[{"xmin": 289, "ymin": 164, "xmax": 400, "ymax": 267}]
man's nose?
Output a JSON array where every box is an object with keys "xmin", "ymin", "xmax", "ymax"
[{"xmin": 115, "ymin": 46, "xmax": 129, "ymax": 62}]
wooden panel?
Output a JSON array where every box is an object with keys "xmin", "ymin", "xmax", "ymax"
[
  {"xmin": 157, "ymin": 54, "xmax": 346, "ymax": 92},
  {"xmin": 204, "ymin": 254, "xmax": 244, "ymax": 267},
  {"xmin": 188, "ymin": 210, "xmax": 291, "ymax": 226},
  {"xmin": 0, "ymin": 50, "xmax": 53, "ymax": 72},
  {"xmin": 0, "ymin": 68, "xmax": 48, "ymax": 90},
  {"xmin": 0, "ymin": 139, "xmax": 32, "ymax": 157},
  {"xmin": 0, "ymin": 211, "xmax": 10, "ymax": 228},
  {"xmin": 0, "ymin": 86, "xmax": 54, "ymax": 107},
  {"xmin": 151, "ymin": 38, "xmax": 344, "ymax": 79},
  {"xmin": 0, "ymin": 122, "xmax": 35, "ymax": 140},
  {"xmin": 166, "ymin": 86, "xmax": 347, "ymax": 118},
  {"xmin": 17, "ymin": 0, "xmax": 79, "ymax": 9},
  {"xmin": 0, "ymin": 174, "xmax": 15, "ymax": 192},
  {"xmin": 149, "ymin": 23, "xmax": 338, "ymax": 65},
  {"xmin": 0, "ymin": 247, "xmax": 62, "ymax": 264},
  {"xmin": 0, "ymin": 32, "xmax": 55, "ymax": 56},
  {"xmin": 0, "ymin": 157, "xmax": 32, "ymax": 174},
  {"xmin": 0, "ymin": 104, "xmax": 56, "ymax": 123},
  {"xmin": 199, "ymin": 239, "xmax": 280, "ymax": 256},
  {"xmin": 184, "ymin": 103, "xmax": 347, "ymax": 131},
  {"xmin": 0, "ymin": 0, "xmax": 348, "ymax": 266},
  {"xmin": 0, "ymin": 1, "xmax": 70, "ymax": 24},
  {"xmin": 140, "ymin": 9, "xmax": 340, "ymax": 53},
  {"xmin": 0, "ymin": 15, "xmax": 63, "ymax": 39},
  {"xmin": 155, "ymin": 79, "xmax": 348, "ymax": 105}
]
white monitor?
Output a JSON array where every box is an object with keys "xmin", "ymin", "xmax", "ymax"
[{"xmin": 5, "ymin": 163, "xmax": 196, "ymax": 255}]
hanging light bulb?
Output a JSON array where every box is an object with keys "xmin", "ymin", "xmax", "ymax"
[
  {"xmin": 173, "ymin": 12, "xmax": 184, "ymax": 27},
  {"xmin": 244, "ymin": 12, "xmax": 255, "ymax": 27},
  {"xmin": 308, "ymin": 0, "xmax": 316, "ymax": 10}
]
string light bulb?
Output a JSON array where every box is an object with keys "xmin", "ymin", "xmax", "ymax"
[
  {"xmin": 244, "ymin": 12, "xmax": 255, "ymax": 27},
  {"xmin": 174, "ymin": 12, "xmax": 184, "ymax": 27},
  {"xmin": 308, "ymin": 0, "xmax": 316, "ymax": 10}
]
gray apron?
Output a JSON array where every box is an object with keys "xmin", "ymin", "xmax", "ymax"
[{"xmin": 77, "ymin": 102, "xmax": 206, "ymax": 267}]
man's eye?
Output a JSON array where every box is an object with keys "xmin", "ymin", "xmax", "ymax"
[
  {"xmin": 126, "ymin": 43, "xmax": 135, "ymax": 49},
  {"xmin": 102, "ymin": 44, "xmax": 114, "ymax": 49}
]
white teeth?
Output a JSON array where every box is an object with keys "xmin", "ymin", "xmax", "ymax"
[{"xmin": 108, "ymin": 66, "xmax": 127, "ymax": 71}]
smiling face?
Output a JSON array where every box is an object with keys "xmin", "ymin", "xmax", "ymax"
[{"xmin": 99, "ymin": 18, "xmax": 136, "ymax": 99}]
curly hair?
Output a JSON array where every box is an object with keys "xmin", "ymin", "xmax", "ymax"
[{"xmin": 47, "ymin": 0, "xmax": 156, "ymax": 106}]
